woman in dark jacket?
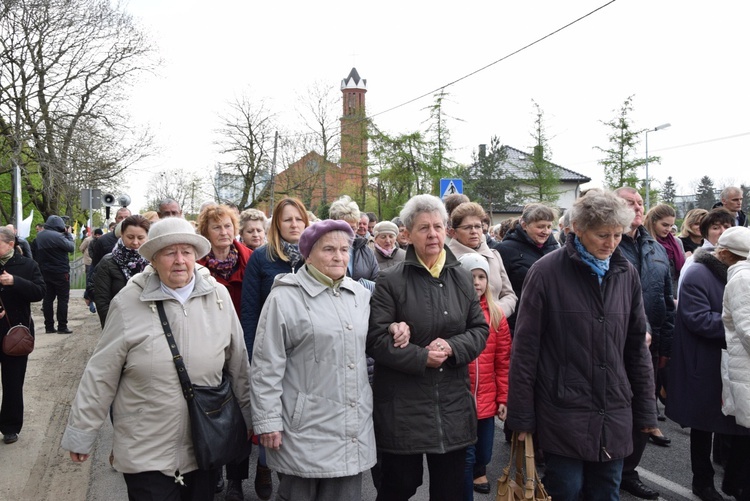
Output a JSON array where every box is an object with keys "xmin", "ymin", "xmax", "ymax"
[
  {"xmin": 506, "ymin": 190, "xmax": 656, "ymax": 501},
  {"xmin": 666, "ymin": 227, "xmax": 750, "ymax": 501},
  {"xmin": 367, "ymin": 194, "xmax": 488, "ymax": 501},
  {"xmin": 0, "ymin": 226, "xmax": 46, "ymax": 445},
  {"xmin": 196, "ymin": 204, "xmax": 252, "ymax": 500},
  {"xmin": 93, "ymin": 215, "xmax": 150, "ymax": 327},
  {"xmin": 497, "ymin": 203, "xmax": 559, "ymax": 332}
]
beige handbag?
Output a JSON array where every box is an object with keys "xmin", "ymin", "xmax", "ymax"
[{"xmin": 496, "ymin": 433, "xmax": 551, "ymax": 501}]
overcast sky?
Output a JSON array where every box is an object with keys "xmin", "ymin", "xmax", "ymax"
[{"xmin": 121, "ymin": 0, "xmax": 750, "ymax": 212}]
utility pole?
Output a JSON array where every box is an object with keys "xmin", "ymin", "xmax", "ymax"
[{"xmin": 269, "ymin": 131, "xmax": 278, "ymax": 214}]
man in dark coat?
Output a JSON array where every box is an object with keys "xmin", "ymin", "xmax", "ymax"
[
  {"xmin": 712, "ymin": 186, "xmax": 747, "ymax": 227},
  {"xmin": 34, "ymin": 215, "xmax": 74, "ymax": 333},
  {"xmin": 0, "ymin": 226, "xmax": 46, "ymax": 444},
  {"xmin": 615, "ymin": 187, "xmax": 675, "ymax": 499}
]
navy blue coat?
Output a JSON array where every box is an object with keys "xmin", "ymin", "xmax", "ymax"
[
  {"xmin": 617, "ymin": 226, "xmax": 675, "ymax": 358},
  {"xmin": 666, "ymin": 249, "xmax": 749, "ymax": 434},
  {"xmin": 34, "ymin": 216, "xmax": 74, "ymax": 274},
  {"xmin": 240, "ymin": 245, "xmax": 303, "ymax": 359}
]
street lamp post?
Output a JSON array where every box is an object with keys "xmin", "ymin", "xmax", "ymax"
[{"xmin": 645, "ymin": 122, "xmax": 671, "ymax": 213}]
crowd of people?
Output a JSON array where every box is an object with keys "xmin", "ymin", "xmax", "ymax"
[{"xmin": 1, "ymin": 185, "xmax": 750, "ymax": 501}]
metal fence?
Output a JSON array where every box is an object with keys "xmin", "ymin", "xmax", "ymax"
[{"xmin": 70, "ymin": 256, "xmax": 86, "ymax": 289}]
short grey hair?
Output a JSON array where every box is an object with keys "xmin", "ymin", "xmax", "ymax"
[
  {"xmin": 329, "ymin": 195, "xmax": 360, "ymax": 222},
  {"xmin": 560, "ymin": 211, "xmax": 571, "ymax": 229},
  {"xmin": 239, "ymin": 208, "xmax": 267, "ymax": 227},
  {"xmin": 521, "ymin": 203, "xmax": 558, "ymax": 224},
  {"xmin": 400, "ymin": 194, "xmax": 448, "ymax": 231},
  {"xmin": 721, "ymin": 186, "xmax": 742, "ymax": 202},
  {"xmin": 0, "ymin": 226, "xmax": 15, "ymax": 244},
  {"xmin": 569, "ymin": 190, "xmax": 634, "ymax": 233}
]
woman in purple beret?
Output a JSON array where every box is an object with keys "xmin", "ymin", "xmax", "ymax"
[{"xmin": 250, "ymin": 219, "xmax": 409, "ymax": 500}]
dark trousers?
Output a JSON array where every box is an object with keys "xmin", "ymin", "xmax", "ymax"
[
  {"xmin": 123, "ymin": 469, "xmax": 217, "ymax": 501},
  {"xmin": 276, "ymin": 473, "xmax": 362, "ymax": 501},
  {"xmin": 224, "ymin": 446, "xmax": 251, "ymax": 481},
  {"xmin": 621, "ymin": 429, "xmax": 649, "ymax": 481},
  {"xmin": 543, "ymin": 452, "xmax": 623, "ymax": 501},
  {"xmin": 0, "ymin": 350, "xmax": 28, "ymax": 435},
  {"xmin": 42, "ymin": 272, "xmax": 70, "ymax": 330},
  {"xmin": 724, "ymin": 435, "xmax": 750, "ymax": 499},
  {"xmin": 691, "ymin": 428, "xmax": 716, "ymax": 489},
  {"xmin": 377, "ymin": 448, "xmax": 466, "ymax": 501},
  {"xmin": 463, "ymin": 417, "xmax": 496, "ymax": 500}
]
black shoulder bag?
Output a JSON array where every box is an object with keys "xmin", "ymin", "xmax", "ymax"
[{"xmin": 156, "ymin": 301, "xmax": 249, "ymax": 470}]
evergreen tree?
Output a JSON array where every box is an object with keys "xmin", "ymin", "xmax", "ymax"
[
  {"xmin": 514, "ymin": 101, "xmax": 562, "ymax": 204},
  {"xmin": 595, "ymin": 96, "xmax": 660, "ymax": 190},
  {"xmin": 695, "ymin": 176, "xmax": 717, "ymax": 210},
  {"xmin": 661, "ymin": 176, "xmax": 677, "ymax": 207},
  {"xmin": 422, "ymin": 89, "xmax": 460, "ymax": 195},
  {"xmin": 464, "ymin": 137, "xmax": 520, "ymax": 210}
]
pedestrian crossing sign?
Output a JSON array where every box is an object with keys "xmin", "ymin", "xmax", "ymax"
[{"xmin": 440, "ymin": 179, "xmax": 463, "ymax": 199}]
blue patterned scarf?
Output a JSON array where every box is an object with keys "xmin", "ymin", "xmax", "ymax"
[{"xmin": 573, "ymin": 235, "xmax": 610, "ymax": 284}]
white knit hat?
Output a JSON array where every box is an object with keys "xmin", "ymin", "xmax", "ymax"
[
  {"xmin": 458, "ymin": 253, "xmax": 490, "ymax": 276},
  {"xmin": 138, "ymin": 218, "xmax": 211, "ymax": 262}
]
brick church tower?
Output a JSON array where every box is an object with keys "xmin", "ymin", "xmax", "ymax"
[{"xmin": 340, "ymin": 68, "xmax": 368, "ymax": 206}]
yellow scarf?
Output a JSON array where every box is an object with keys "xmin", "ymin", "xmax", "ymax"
[{"xmin": 417, "ymin": 249, "xmax": 446, "ymax": 278}]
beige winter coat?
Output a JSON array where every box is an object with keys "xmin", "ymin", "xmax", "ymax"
[
  {"xmin": 61, "ymin": 265, "xmax": 252, "ymax": 476},
  {"xmin": 447, "ymin": 238, "xmax": 517, "ymax": 318}
]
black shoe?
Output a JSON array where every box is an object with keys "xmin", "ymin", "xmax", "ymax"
[
  {"xmin": 3, "ymin": 433, "xmax": 18, "ymax": 444},
  {"xmin": 649, "ymin": 433, "xmax": 671, "ymax": 446},
  {"xmin": 215, "ymin": 475, "xmax": 225, "ymax": 494},
  {"xmin": 255, "ymin": 462, "xmax": 273, "ymax": 500},
  {"xmin": 621, "ymin": 478, "xmax": 659, "ymax": 499},
  {"xmin": 473, "ymin": 482, "xmax": 491, "ymax": 494},
  {"xmin": 693, "ymin": 485, "xmax": 726, "ymax": 501},
  {"xmin": 45, "ymin": 328, "xmax": 56, "ymax": 333},
  {"xmin": 657, "ymin": 412, "xmax": 666, "ymax": 422},
  {"xmin": 225, "ymin": 480, "xmax": 244, "ymax": 501},
  {"xmin": 57, "ymin": 328, "xmax": 73, "ymax": 334}
]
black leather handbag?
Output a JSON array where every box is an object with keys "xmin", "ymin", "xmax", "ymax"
[{"xmin": 156, "ymin": 302, "xmax": 249, "ymax": 470}]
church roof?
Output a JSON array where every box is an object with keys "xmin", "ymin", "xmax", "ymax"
[{"xmin": 341, "ymin": 67, "xmax": 367, "ymax": 90}]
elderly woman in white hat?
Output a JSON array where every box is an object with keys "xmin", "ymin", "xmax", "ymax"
[
  {"xmin": 371, "ymin": 220, "xmax": 406, "ymax": 271},
  {"xmin": 250, "ymin": 219, "xmax": 409, "ymax": 500},
  {"xmin": 62, "ymin": 217, "xmax": 252, "ymax": 500}
]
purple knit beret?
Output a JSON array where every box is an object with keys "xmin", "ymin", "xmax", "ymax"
[{"xmin": 298, "ymin": 219, "xmax": 355, "ymax": 259}]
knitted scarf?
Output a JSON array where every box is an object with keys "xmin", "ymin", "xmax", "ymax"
[
  {"xmin": 657, "ymin": 233, "xmax": 686, "ymax": 276},
  {"xmin": 205, "ymin": 244, "xmax": 239, "ymax": 281},
  {"xmin": 281, "ymin": 239, "xmax": 302, "ymax": 270},
  {"xmin": 112, "ymin": 239, "xmax": 149, "ymax": 280}
]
